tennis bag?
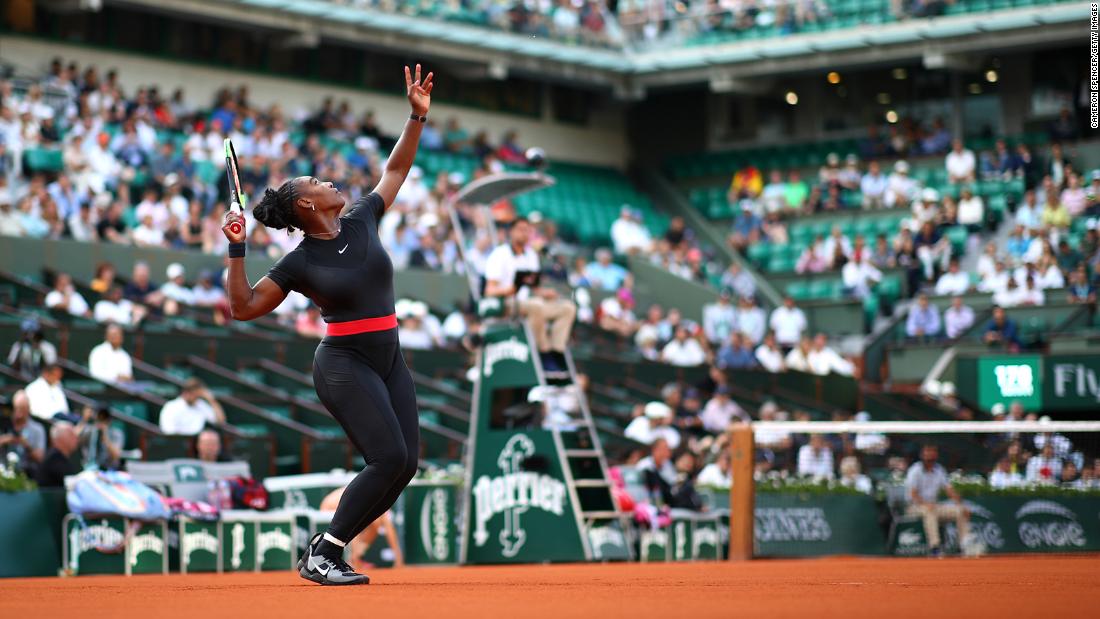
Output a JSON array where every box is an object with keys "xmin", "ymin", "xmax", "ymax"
[{"xmin": 67, "ymin": 470, "xmax": 171, "ymax": 521}]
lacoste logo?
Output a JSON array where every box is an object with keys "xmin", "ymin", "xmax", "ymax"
[{"xmin": 338, "ymin": 244, "xmax": 349, "ymax": 254}]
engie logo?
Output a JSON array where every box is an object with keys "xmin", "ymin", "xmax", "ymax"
[
  {"xmin": 483, "ymin": 337, "xmax": 529, "ymax": 377},
  {"xmin": 420, "ymin": 488, "xmax": 451, "ymax": 562},
  {"xmin": 994, "ymin": 363, "xmax": 1035, "ymax": 398},
  {"xmin": 946, "ymin": 501, "xmax": 1004, "ymax": 550},
  {"xmin": 472, "ymin": 434, "xmax": 567, "ymax": 557},
  {"xmin": 1015, "ymin": 500, "xmax": 1086, "ymax": 549}
]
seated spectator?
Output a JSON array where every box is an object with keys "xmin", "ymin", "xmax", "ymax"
[
  {"xmin": 1039, "ymin": 192, "xmax": 1071, "ymax": 230},
  {"xmin": 979, "ymin": 260, "xmax": 1011, "ymax": 295},
  {"xmin": 905, "ymin": 444, "xmax": 970, "ymax": 557},
  {"xmin": 123, "ymin": 261, "xmax": 166, "ymax": 310},
  {"xmin": 191, "ymin": 270, "xmax": 227, "ymax": 306},
  {"xmin": 728, "ymin": 202, "xmax": 762, "ymax": 250},
  {"xmin": 1067, "ymin": 266, "xmax": 1097, "ymax": 305},
  {"xmin": 868, "ymin": 233, "xmax": 896, "ymax": 270},
  {"xmin": 610, "ymin": 206, "xmax": 652, "ymax": 255},
  {"xmin": 1026, "ymin": 442, "xmax": 1063, "ymax": 484},
  {"xmin": 943, "ymin": 296, "xmax": 975, "ymax": 339},
  {"xmin": 934, "ymin": 258, "xmax": 970, "ymax": 296},
  {"xmin": 1035, "ymin": 256, "xmax": 1065, "ymax": 290},
  {"xmin": 914, "ymin": 220, "xmax": 951, "ymax": 282},
  {"xmin": 41, "ymin": 271, "xmax": 88, "ymax": 318},
  {"xmin": 716, "ymin": 332, "xmax": 757, "ymax": 370},
  {"xmin": 598, "ymin": 287, "xmax": 637, "ymax": 338},
  {"xmin": 158, "ymin": 378, "xmax": 226, "ymax": 435},
  {"xmin": 840, "ymin": 155, "xmax": 862, "ymax": 191},
  {"xmin": 6, "ymin": 318, "xmax": 58, "ymax": 376},
  {"xmin": 132, "ymin": 213, "xmax": 165, "ymax": 248},
  {"xmin": 736, "ymin": 295, "xmax": 766, "ymax": 345},
  {"xmin": 584, "ymin": 248, "xmax": 628, "ymax": 291},
  {"xmin": 398, "ymin": 314, "xmax": 435, "ymax": 350},
  {"xmin": 484, "ymin": 217, "xmax": 575, "ymax": 373},
  {"xmin": 36, "ymin": 422, "xmax": 80, "ymax": 487},
  {"xmin": 88, "ymin": 324, "xmax": 134, "ymax": 384},
  {"xmin": 754, "ymin": 402, "xmax": 793, "ymax": 467},
  {"xmin": 720, "ymin": 262, "xmax": 756, "ymax": 300},
  {"xmin": 696, "ymin": 449, "xmax": 732, "ymax": 488},
  {"xmin": 807, "ymin": 333, "xmax": 855, "ymax": 376},
  {"xmin": 94, "ymin": 285, "xmax": 147, "ymax": 327},
  {"xmin": 784, "ymin": 170, "xmax": 809, "ymax": 213},
  {"xmin": 1062, "ymin": 173, "xmax": 1087, "ymax": 217},
  {"xmin": 702, "ymin": 290, "xmax": 737, "ymax": 345},
  {"xmin": 983, "ymin": 306, "xmax": 1020, "ymax": 351},
  {"xmin": 838, "ymin": 456, "xmax": 873, "ymax": 494},
  {"xmin": 785, "ymin": 336, "xmax": 813, "ymax": 373},
  {"xmin": 0, "ymin": 390, "xmax": 46, "ymax": 476},
  {"xmin": 906, "ymin": 293, "xmax": 942, "ymax": 340},
  {"xmin": 797, "ymin": 434, "xmax": 834, "ymax": 480},
  {"xmin": 755, "ymin": 332, "xmax": 786, "ymax": 373},
  {"xmin": 795, "ymin": 237, "xmax": 830, "ymax": 274},
  {"xmin": 25, "ymin": 363, "xmax": 71, "ymax": 422},
  {"xmin": 1060, "ymin": 460, "xmax": 1080, "ymax": 485},
  {"xmin": 769, "ymin": 296, "xmax": 807, "ymax": 351},
  {"xmin": 860, "ymin": 160, "xmax": 888, "ymax": 209},
  {"xmin": 730, "ymin": 164, "xmax": 763, "ymax": 199},
  {"xmin": 956, "ymin": 186, "xmax": 984, "ymax": 230},
  {"xmin": 989, "ymin": 457, "xmax": 1024, "ymax": 488},
  {"xmin": 624, "ymin": 402, "xmax": 681, "ymax": 449},
  {"xmin": 196, "ymin": 429, "xmax": 229, "ymax": 463},
  {"xmin": 661, "ymin": 326, "xmax": 706, "ymax": 367},
  {"xmin": 841, "ymin": 252, "xmax": 882, "ymax": 300},
  {"xmin": 160, "ymin": 263, "xmax": 195, "ymax": 306},
  {"xmin": 90, "ymin": 262, "xmax": 116, "ymax": 294},
  {"xmin": 885, "ymin": 160, "xmax": 917, "ymax": 208},
  {"xmin": 945, "ymin": 139, "xmax": 976, "ymax": 184},
  {"xmin": 77, "ymin": 404, "xmax": 124, "ymax": 471},
  {"xmin": 699, "ymin": 386, "xmax": 748, "ymax": 434},
  {"xmin": 761, "ymin": 170, "xmax": 788, "ymax": 213},
  {"xmin": 912, "ymin": 189, "xmax": 939, "ymax": 226},
  {"xmin": 1017, "ymin": 276, "xmax": 1045, "ymax": 307}
]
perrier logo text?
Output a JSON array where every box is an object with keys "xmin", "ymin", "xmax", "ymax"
[
  {"xmin": 473, "ymin": 434, "xmax": 566, "ymax": 557},
  {"xmin": 483, "ymin": 337, "xmax": 529, "ymax": 377}
]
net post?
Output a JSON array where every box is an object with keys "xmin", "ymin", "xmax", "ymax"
[{"xmin": 728, "ymin": 423, "xmax": 754, "ymax": 561}]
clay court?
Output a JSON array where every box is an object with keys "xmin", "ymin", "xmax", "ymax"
[{"xmin": 3, "ymin": 555, "xmax": 1097, "ymax": 618}]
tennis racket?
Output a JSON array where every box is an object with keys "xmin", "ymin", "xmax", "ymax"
[{"xmin": 223, "ymin": 138, "xmax": 245, "ymax": 235}]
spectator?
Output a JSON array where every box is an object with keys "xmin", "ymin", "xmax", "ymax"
[
  {"xmin": 840, "ymin": 251, "xmax": 881, "ymax": 300},
  {"xmin": 934, "ymin": 258, "xmax": 970, "ymax": 296},
  {"xmin": 124, "ymin": 261, "xmax": 166, "ymax": 309},
  {"xmin": 795, "ymin": 236, "xmax": 830, "ymax": 274},
  {"xmin": 719, "ymin": 262, "xmax": 756, "ymax": 300},
  {"xmin": 735, "ymin": 295, "xmax": 766, "ymax": 345},
  {"xmin": 860, "ymin": 160, "xmax": 888, "ymax": 209},
  {"xmin": 797, "ymin": 434, "xmax": 834, "ymax": 480},
  {"xmin": 989, "ymin": 457, "xmax": 1024, "ymax": 488},
  {"xmin": 77, "ymin": 404, "xmax": 124, "ymax": 471},
  {"xmin": 945, "ymin": 139, "xmax": 976, "ymax": 184},
  {"xmin": 838, "ymin": 456, "xmax": 873, "ymax": 494},
  {"xmin": 196, "ymin": 429, "xmax": 228, "ymax": 463},
  {"xmin": 88, "ymin": 323, "xmax": 134, "ymax": 384},
  {"xmin": 398, "ymin": 314, "xmax": 435, "ymax": 350},
  {"xmin": 943, "ymin": 296, "xmax": 975, "ymax": 339},
  {"xmin": 702, "ymin": 290, "xmax": 737, "ymax": 345},
  {"xmin": 699, "ymin": 386, "xmax": 748, "ymax": 434},
  {"xmin": 769, "ymin": 296, "xmax": 808, "ymax": 351},
  {"xmin": 761, "ymin": 170, "xmax": 787, "ymax": 213},
  {"xmin": 885, "ymin": 160, "xmax": 917, "ymax": 208},
  {"xmin": 696, "ymin": 449, "xmax": 732, "ymax": 488},
  {"xmin": 661, "ymin": 326, "xmax": 706, "ymax": 367},
  {"xmin": 1067, "ymin": 266, "xmax": 1097, "ymax": 305},
  {"xmin": 906, "ymin": 293, "xmax": 942, "ymax": 340},
  {"xmin": 610, "ymin": 206, "xmax": 652, "ymax": 255},
  {"xmin": 24, "ymin": 363, "xmax": 71, "ymax": 422},
  {"xmin": 94, "ymin": 285, "xmax": 147, "ymax": 327},
  {"xmin": 784, "ymin": 170, "xmax": 809, "ymax": 213},
  {"xmin": 158, "ymin": 378, "xmax": 226, "ymax": 435},
  {"xmin": 1039, "ymin": 191, "xmax": 1070, "ymax": 230},
  {"xmin": 6, "ymin": 318, "xmax": 57, "ymax": 375},
  {"xmin": 912, "ymin": 188, "xmax": 939, "ymax": 226},
  {"xmin": 1014, "ymin": 191, "xmax": 1041, "ymax": 230},
  {"xmin": 807, "ymin": 333, "xmax": 855, "ymax": 377},
  {"xmin": 1026, "ymin": 442, "xmax": 1063, "ymax": 484},
  {"xmin": 36, "ymin": 422, "xmax": 80, "ymax": 488},
  {"xmin": 160, "ymin": 263, "xmax": 195, "ymax": 306},
  {"xmin": 869, "ymin": 233, "xmax": 896, "ymax": 270},
  {"xmin": 484, "ymin": 217, "xmax": 575, "ymax": 372},
  {"xmin": 716, "ymin": 332, "xmax": 757, "ymax": 370},
  {"xmin": 905, "ymin": 444, "xmax": 970, "ymax": 557},
  {"xmin": 584, "ymin": 248, "xmax": 628, "ymax": 290},
  {"xmin": 624, "ymin": 402, "xmax": 681, "ymax": 449},
  {"xmin": 755, "ymin": 332, "xmax": 786, "ymax": 373},
  {"xmin": 90, "ymin": 262, "xmax": 116, "ymax": 294},
  {"xmin": 728, "ymin": 202, "xmax": 762, "ymax": 250},
  {"xmin": 754, "ymin": 402, "xmax": 793, "ymax": 468},
  {"xmin": 45, "ymin": 272, "xmax": 91, "ymax": 318},
  {"xmin": 785, "ymin": 336, "xmax": 813, "ymax": 373},
  {"xmin": 191, "ymin": 270, "xmax": 227, "ymax": 307},
  {"xmin": 0, "ymin": 390, "xmax": 46, "ymax": 475},
  {"xmin": 983, "ymin": 306, "xmax": 1020, "ymax": 350}
]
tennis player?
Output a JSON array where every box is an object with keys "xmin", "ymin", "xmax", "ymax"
[{"xmin": 221, "ymin": 65, "xmax": 433, "ymax": 585}]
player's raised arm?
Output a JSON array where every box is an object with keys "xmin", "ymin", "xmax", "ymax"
[
  {"xmin": 221, "ymin": 209, "xmax": 287, "ymax": 321},
  {"xmin": 372, "ymin": 64, "xmax": 434, "ymax": 210}
]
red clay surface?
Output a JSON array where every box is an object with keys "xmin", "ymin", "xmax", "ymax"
[{"xmin": 2, "ymin": 555, "xmax": 1097, "ymax": 618}]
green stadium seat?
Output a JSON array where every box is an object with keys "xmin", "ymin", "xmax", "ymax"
[{"xmin": 23, "ymin": 148, "xmax": 64, "ymax": 172}]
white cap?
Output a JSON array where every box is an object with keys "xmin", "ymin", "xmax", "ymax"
[
  {"xmin": 448, "ymin": 171, "xmax": 465, "ymax": 186},
  {"xmin": 418, "ymin": 212, "xmax": 440, "ymax": 228},
  {"xmin": 991, "ymin": 403, "xmax": 1006, "ymax": 416},
  {"xmin": 395, "ymin": 298, "xmax": 414, "ymax": 319},
  {"xmin": 644, "ymin": 401, "xmax": 673, "ymax": 420},
  {"xmin": 894, "ymin": 160, "xmax": 910, "ymax": 173},
  {"xmin": 409, "ymin": 166, "xmax": 423, "ymax": 179},
  {"xmin": 924, "ymin": 379, "xmax": 942, "ymax": 397},
  {"xmin": 921, "ymin": 188, "xmax": 939, "ymax": 202},
  {"xmin": 166, "ymin": 263, "xmax": 185, "ymax": 280},
  {"xmin": 854, "ymin": 411, "xmax": 871, "ymax": 422}
]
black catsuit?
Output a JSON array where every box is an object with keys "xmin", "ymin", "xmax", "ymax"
[{"xmin": 265, "ymin": 193, "xmax": 418, "ymax": 543}]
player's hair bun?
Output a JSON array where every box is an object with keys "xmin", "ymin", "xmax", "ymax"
[{"xmin": 252, "ymin": 182, "xmax": 299, "ymax": 233}]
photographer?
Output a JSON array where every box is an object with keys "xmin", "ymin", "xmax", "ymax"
[
  {"xmin": 0, "ymin": 391, "xmax": 46, "ymax": 477},
  {"xmin": 6, "ymin": 318, "xmax": 58, "ymax": 376},
  {"xmin": 76, "ymin": 404, "xmax": 124, "ymax": 471}
]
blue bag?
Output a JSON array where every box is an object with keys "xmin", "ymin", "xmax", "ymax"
[{"xmin": 66, "ymin": 470, "xmax": 171, "ymax": 521}]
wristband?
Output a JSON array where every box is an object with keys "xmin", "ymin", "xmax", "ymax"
[
  {"xmin": 228, "ymin": 242, "xmax": 246, "ymax": 258},
  {"xmin": 410, "ymin": 113, "xmax": 427, "ymax": 123}
]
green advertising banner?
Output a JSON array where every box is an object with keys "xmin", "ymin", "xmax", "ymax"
[
  {"xmin": 63, "ymin": 516, "xmax": 169, "ymax": 575},
  {"xmin": 461, "ymin": 323, "xmax": 588, "ymax": 564},
  {"xmin": 403, "ymin": 481, "xmax": 458, "ymax": 565},
  {"xmin": 178, "ymin": 520, "xmax": 220, "ymax": 573},
  {"xmin": 754, "ymin": 492, "xmax": 888, "ymax": 557},
  {"xmin": 891, "ymin": 493, "xmax": 1100, "ymax": 555},
  {"xmin": 957, "ymin": 353, "xmax": 1100, "ymax": 412}
]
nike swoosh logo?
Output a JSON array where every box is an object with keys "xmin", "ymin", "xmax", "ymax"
[
  {"xmin": 308, "ymin": 555, "xmax": 330, "ymax": 576},
  {"xmin": 338, "ymin": 244, "xmax": 349, "ymax": 254}
]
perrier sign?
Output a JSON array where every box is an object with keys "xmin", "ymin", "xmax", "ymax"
[{"xmin": 460, "ymin": 322, "xmax": 587, "ymax": 564}]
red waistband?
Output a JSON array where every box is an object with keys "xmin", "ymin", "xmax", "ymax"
[{"xmin": 325, "ymin": 314, "xmax": 398, "ymax": 336}]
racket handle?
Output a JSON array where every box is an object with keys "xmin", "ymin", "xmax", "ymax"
[{"xmin": 229, "ymin": 222, "xmax": 242, "ymax": 235}]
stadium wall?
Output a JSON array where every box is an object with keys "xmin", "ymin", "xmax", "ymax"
[{"xmin": 0, "ymin": 35, "xmax": 629, "ymax": 168}]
